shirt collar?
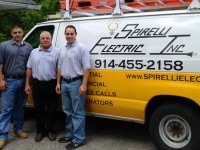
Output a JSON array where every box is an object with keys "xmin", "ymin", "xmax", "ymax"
[
  {"xmin": 39, "ymin": 44, "xmax": 53, "ymax": 52},
  {"xmin": 11, "ymin": 39, "xmax": 24, "ymax": 46},
  {"xmin": 66, "ymin": 40, "xmax": 77, "ymax": 47}
]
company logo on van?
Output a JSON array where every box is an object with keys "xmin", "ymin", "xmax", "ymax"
[
  {"xmin": 108, "ymin": 22, "xmax": 118, "ymax": 35},
  {"xmin": 90, "ymin": 23, "xmax": 196, "ymax": 57}
]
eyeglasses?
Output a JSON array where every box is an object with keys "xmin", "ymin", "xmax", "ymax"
[
  {"xmin": 65, "ymin": 33, "xmax": 75, "ymax": 36},
  {"xmin": 13, "ymin": 31, "xmax": 22, "ymax": 34}
]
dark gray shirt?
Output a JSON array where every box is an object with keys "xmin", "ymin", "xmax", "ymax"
[{"xmin": 0, "ymin": 39, "xmax": 33, "ymax": 76}]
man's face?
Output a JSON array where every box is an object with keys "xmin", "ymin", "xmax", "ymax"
[
  {"xmin": 65, "ymin": 28, "xmax": 77, "ymax": 44},
  {"xmin": 40, "ymin": 33, "xmax": 52, "ymax": 49},
  {"xmin": 11, "ymin": 27, "xmax": 23, "ymax": 43}
]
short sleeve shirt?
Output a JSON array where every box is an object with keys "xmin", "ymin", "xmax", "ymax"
[
  {"xmin": 0, "ymin": 39, "xmax": 33, "ymax": 76},
  {"xmin": 27, "ymin": 45, "xmax": 60, "ymax": 81},
  {"xmin": 58, "ymin": 40, "xmax": 90, "ymax": 79}
]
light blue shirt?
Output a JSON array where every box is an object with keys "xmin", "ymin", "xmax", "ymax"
[
  {"xmin": 27, "ymin": 45, "xmax": 59, "ymax": 81},
  {"xmin": 58, "ymin": 40, "xmax": 90, "ymax": 79}
]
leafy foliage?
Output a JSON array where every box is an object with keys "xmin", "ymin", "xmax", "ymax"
[{"xmin": 0, "ymin": 0, "xmax": 59, "ymax": 43}]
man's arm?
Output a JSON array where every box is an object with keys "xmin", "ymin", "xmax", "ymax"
[
  {"xmin": 79, "ymin": 69, "xmax": 89, "ymax": 95},
  {"xmin": 0, "ymin": 65, "xmax": 7, "ymax": 90},
  {"xmin": 25, "ymin": 68, "xmax": 32, "ymax": 94},
  {"xmin": 0, "ymin": 44, "xmax": 4, "ymax": 81},
  {"xmin": 0, "ymin": 65, "xmax": 3, "ymax": 81},
  {"xmin": 55, "ymin": 68, "xmax": 61, "ymax": 94}
]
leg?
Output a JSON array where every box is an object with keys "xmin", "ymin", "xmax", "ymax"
[
  {"xmin": 46, "ymin": 82, "xmax": 58, "ymax": 132},
  {"xmin": 13, "ymin": 79, "xmax": 27, "ymax": 133},
  {"xmin": 32, "ymin": 82, "xmax": 46, "ymax": 134},
  {"xmin": 69, "ymin": 80, "xmax": 86, "ymax": 144},
  {"xmin": 0, "ymin": 79, "xmax": 17, "ymax": 140},
  {"xmin": 61, "ymin": 81, "xmax": 73, "ymax": 138}
]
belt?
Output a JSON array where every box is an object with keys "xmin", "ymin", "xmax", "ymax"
[
  {"xmin": 32, "ymin": 78, "xmax": 56, "ymax": 84},
  {"xmin": 63, "ymin": 75, "xmax": 83, "ymax": 83},
  {"xmin": 4, "ymin": 75, "xmax": 25, "ymax": 79}
]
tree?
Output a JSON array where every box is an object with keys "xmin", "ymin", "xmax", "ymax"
[{"xmin": 0, "ymin": 0, "xmax": 59, "ymax": 42}]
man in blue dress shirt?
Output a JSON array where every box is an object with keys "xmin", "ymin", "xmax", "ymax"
[
  {"xmin": 25, "ymin": 31, "xmax": 59, "ymax": 142},
  {"xmin": 0, "ymin": 25, "xmax": 33, "ymax": 149}
]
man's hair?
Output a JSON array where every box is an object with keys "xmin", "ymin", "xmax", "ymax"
[
  {"xmin": 65, "ymin": 25, "xmax": 77, "ymax": 34},
  {"xmin": 40, "ymin": 31, "xmax": 52, "ymax": 39},
  {"xmin": 11, "ymin": 25, "xmax": 23, "ymax": 31}
]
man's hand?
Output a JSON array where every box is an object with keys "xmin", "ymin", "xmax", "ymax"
[
  {"xmin": 25, "ymin": 84, "xmax": 31, "ymax": 94},
  {"xmin": 55, "ymin": 83, "xmax": 61, "ymax": 94},
  {"xmin": 79, "ymin": 84, "xmax": 87, "ymax": 95},
  {"xmin": 0, "ymin": 79, "xmax": 7, "ymax": 90}
]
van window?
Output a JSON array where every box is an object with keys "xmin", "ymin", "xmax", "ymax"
[{"xmin": 25, "ymin": 26, "xmax": 55, "ymax": 48}]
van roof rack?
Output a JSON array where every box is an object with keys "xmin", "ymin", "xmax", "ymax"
[{"xmin": 60, "ymin": 0, "xmax": 199, "ymax": 19}]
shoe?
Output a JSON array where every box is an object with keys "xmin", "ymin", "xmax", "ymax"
[
  {"xmin": 48, "ymin": 132, "xmax": 56, "ymax": 141},
  {"xmin": 66, "ymin": 141, "xmax": 84, "ymax": 150},
  {"xmin": 0, "ymin": 140, "xmax": 8, "ymax": 149},
  {"xmin": 58, "ymin": 137, "xmax": 72, "ymax": 143},
  {"xmin": 35, "ymin": 133, "xmax": 44, "ymax": 142},
  {"xmin": 13, "ymin": 131, "xmax": 28, "ymax": 139}
]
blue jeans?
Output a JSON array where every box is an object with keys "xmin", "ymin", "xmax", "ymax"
[
  {"xmin": 0, "ymin": 78, "xmax": 27, "ymax": 140},
  {"xmin": 61, "ymin": 79, "xmax": 86, "ymax": 144}
]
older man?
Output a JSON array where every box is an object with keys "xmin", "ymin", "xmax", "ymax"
[{"xmin": 25, "ymin": 31, "xmax": 59, "ymax": 142}]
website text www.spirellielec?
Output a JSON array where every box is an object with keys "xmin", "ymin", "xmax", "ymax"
[{"xmin": 126, "ymin": 73, "xmax": 200, "ymax": 82}]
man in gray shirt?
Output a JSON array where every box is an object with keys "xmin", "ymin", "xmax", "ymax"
[
  {"xmin": 25, "ymin": 31, "xmax": 59, "ymax": 142},
  {"xmin": 56, "ymin": 25, "xmax": 90, "ymax": 150},
  {"xmin": 0, "ymin": 25, "xmax": 33, "ymax": 149}
]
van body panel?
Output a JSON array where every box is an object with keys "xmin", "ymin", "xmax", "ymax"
[
  {"xmin": 86, "ymin": 70, "xmax": 200, "ymax": 120},
  {"xmin": 24, "ymin": 11, "xmax": 200, "ymax": 120},
  {"xmin": 24, "ymin": 7, "xmax": 200, "ymax": 149}
]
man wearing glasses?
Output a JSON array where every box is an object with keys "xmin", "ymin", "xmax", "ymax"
[
  {"xmin": 0, "ymin": 25, "xmax": 33, "ymax": 149},
  {"xmin": 56, "ymin": 25, "xmax": 90, "ymax": 150}
]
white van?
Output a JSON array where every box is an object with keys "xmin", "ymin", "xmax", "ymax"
[{"xmin": 24, "ymin": 0, "xmax": 200, "ymax": 149}]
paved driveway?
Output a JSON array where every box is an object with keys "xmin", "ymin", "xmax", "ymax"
[{"xmin": 1, "ymin": 108, "xmax": 157, "ymax": 150}]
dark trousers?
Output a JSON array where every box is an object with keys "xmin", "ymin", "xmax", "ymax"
[{"xmin": 32, "ymin": 79, "xmax": 58, "ymax": 134}]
